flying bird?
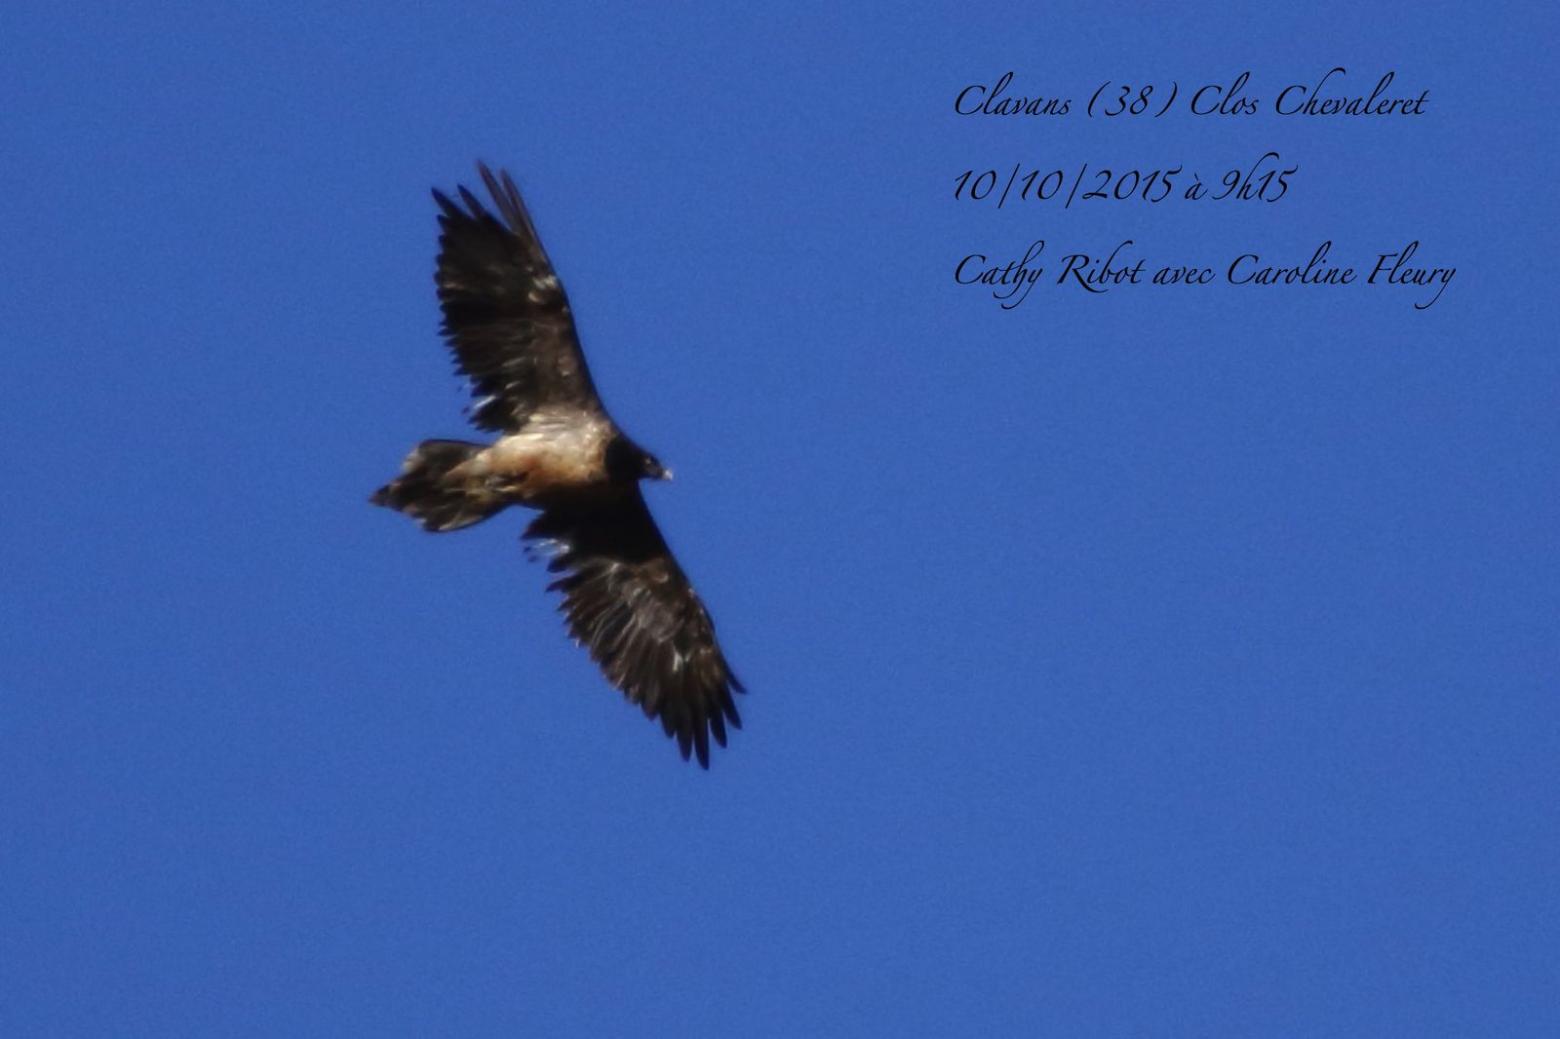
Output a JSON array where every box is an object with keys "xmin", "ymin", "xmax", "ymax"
[{"xmin": 372, "ymin": 164, "xmax": 743, "ymax": 767}]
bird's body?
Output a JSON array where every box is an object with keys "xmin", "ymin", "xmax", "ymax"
[
  {"xmin": 372, "ymin": 164, "xmax": 743, "ymax": 767},
  {"xmin": 462, "ymin": 407, "xmax": 620, "ymax": 502}
]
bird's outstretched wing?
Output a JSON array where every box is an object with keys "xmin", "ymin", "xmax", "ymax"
[
  {"xmin": 524, "ymin": 490, "xmax": 744, "ymax": 768},
  {"xmin": 432, "ymin": 163, "xmax": 606, "ymax": 432}
]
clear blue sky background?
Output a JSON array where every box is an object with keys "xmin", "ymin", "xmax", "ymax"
[{"xmin": 3, "ymin": 3, "xmax": 1556, "ymax": 1035}]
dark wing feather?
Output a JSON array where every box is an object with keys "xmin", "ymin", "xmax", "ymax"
[
  {"xmin": 524, "ymin": 489, "xmax": 744, "ymax": 768},
  {"xmin": 432, "ymin": 163, "xmax": 606, "ymax": 432}
]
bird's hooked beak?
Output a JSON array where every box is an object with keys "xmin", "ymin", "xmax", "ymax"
[{"xmin": 642, "ymin": 453, "xmax": 673, "ymax": 481}]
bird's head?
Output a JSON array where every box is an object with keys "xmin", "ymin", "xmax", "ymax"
[
  {"xmin": 641, "ymin": 452, "xmax": 674, "ymax": 482},
  {"xmin": 607, "ymin": 436, "xmax": 673, "ymax": 483}
]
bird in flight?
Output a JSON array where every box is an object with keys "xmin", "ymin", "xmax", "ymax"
[{"xmin": 372, "ymin": 164, "xmax": 743, "ymax": 767}]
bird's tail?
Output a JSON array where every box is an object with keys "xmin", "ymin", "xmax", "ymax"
[{"xmin": 370, "ymin": 440, "xmax": 506, "ymax": 532}]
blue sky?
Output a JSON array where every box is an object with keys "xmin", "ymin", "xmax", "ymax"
[{"xmin": 3, "ymin": 2, "xmax": 1557, "ymax": 1035}]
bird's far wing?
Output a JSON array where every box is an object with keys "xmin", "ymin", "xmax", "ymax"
[
  {"xmin": 524, "ymin": 489, "xmax": 744, "ymax": 768},
  {"xmin": 432, "ymin": 164, "xmax": 606, "ymax": 432}
]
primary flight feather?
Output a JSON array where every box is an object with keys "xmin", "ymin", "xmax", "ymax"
[{"xmin": 372, "ymin": 164, "xmax": 743, "ymax": 767}]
